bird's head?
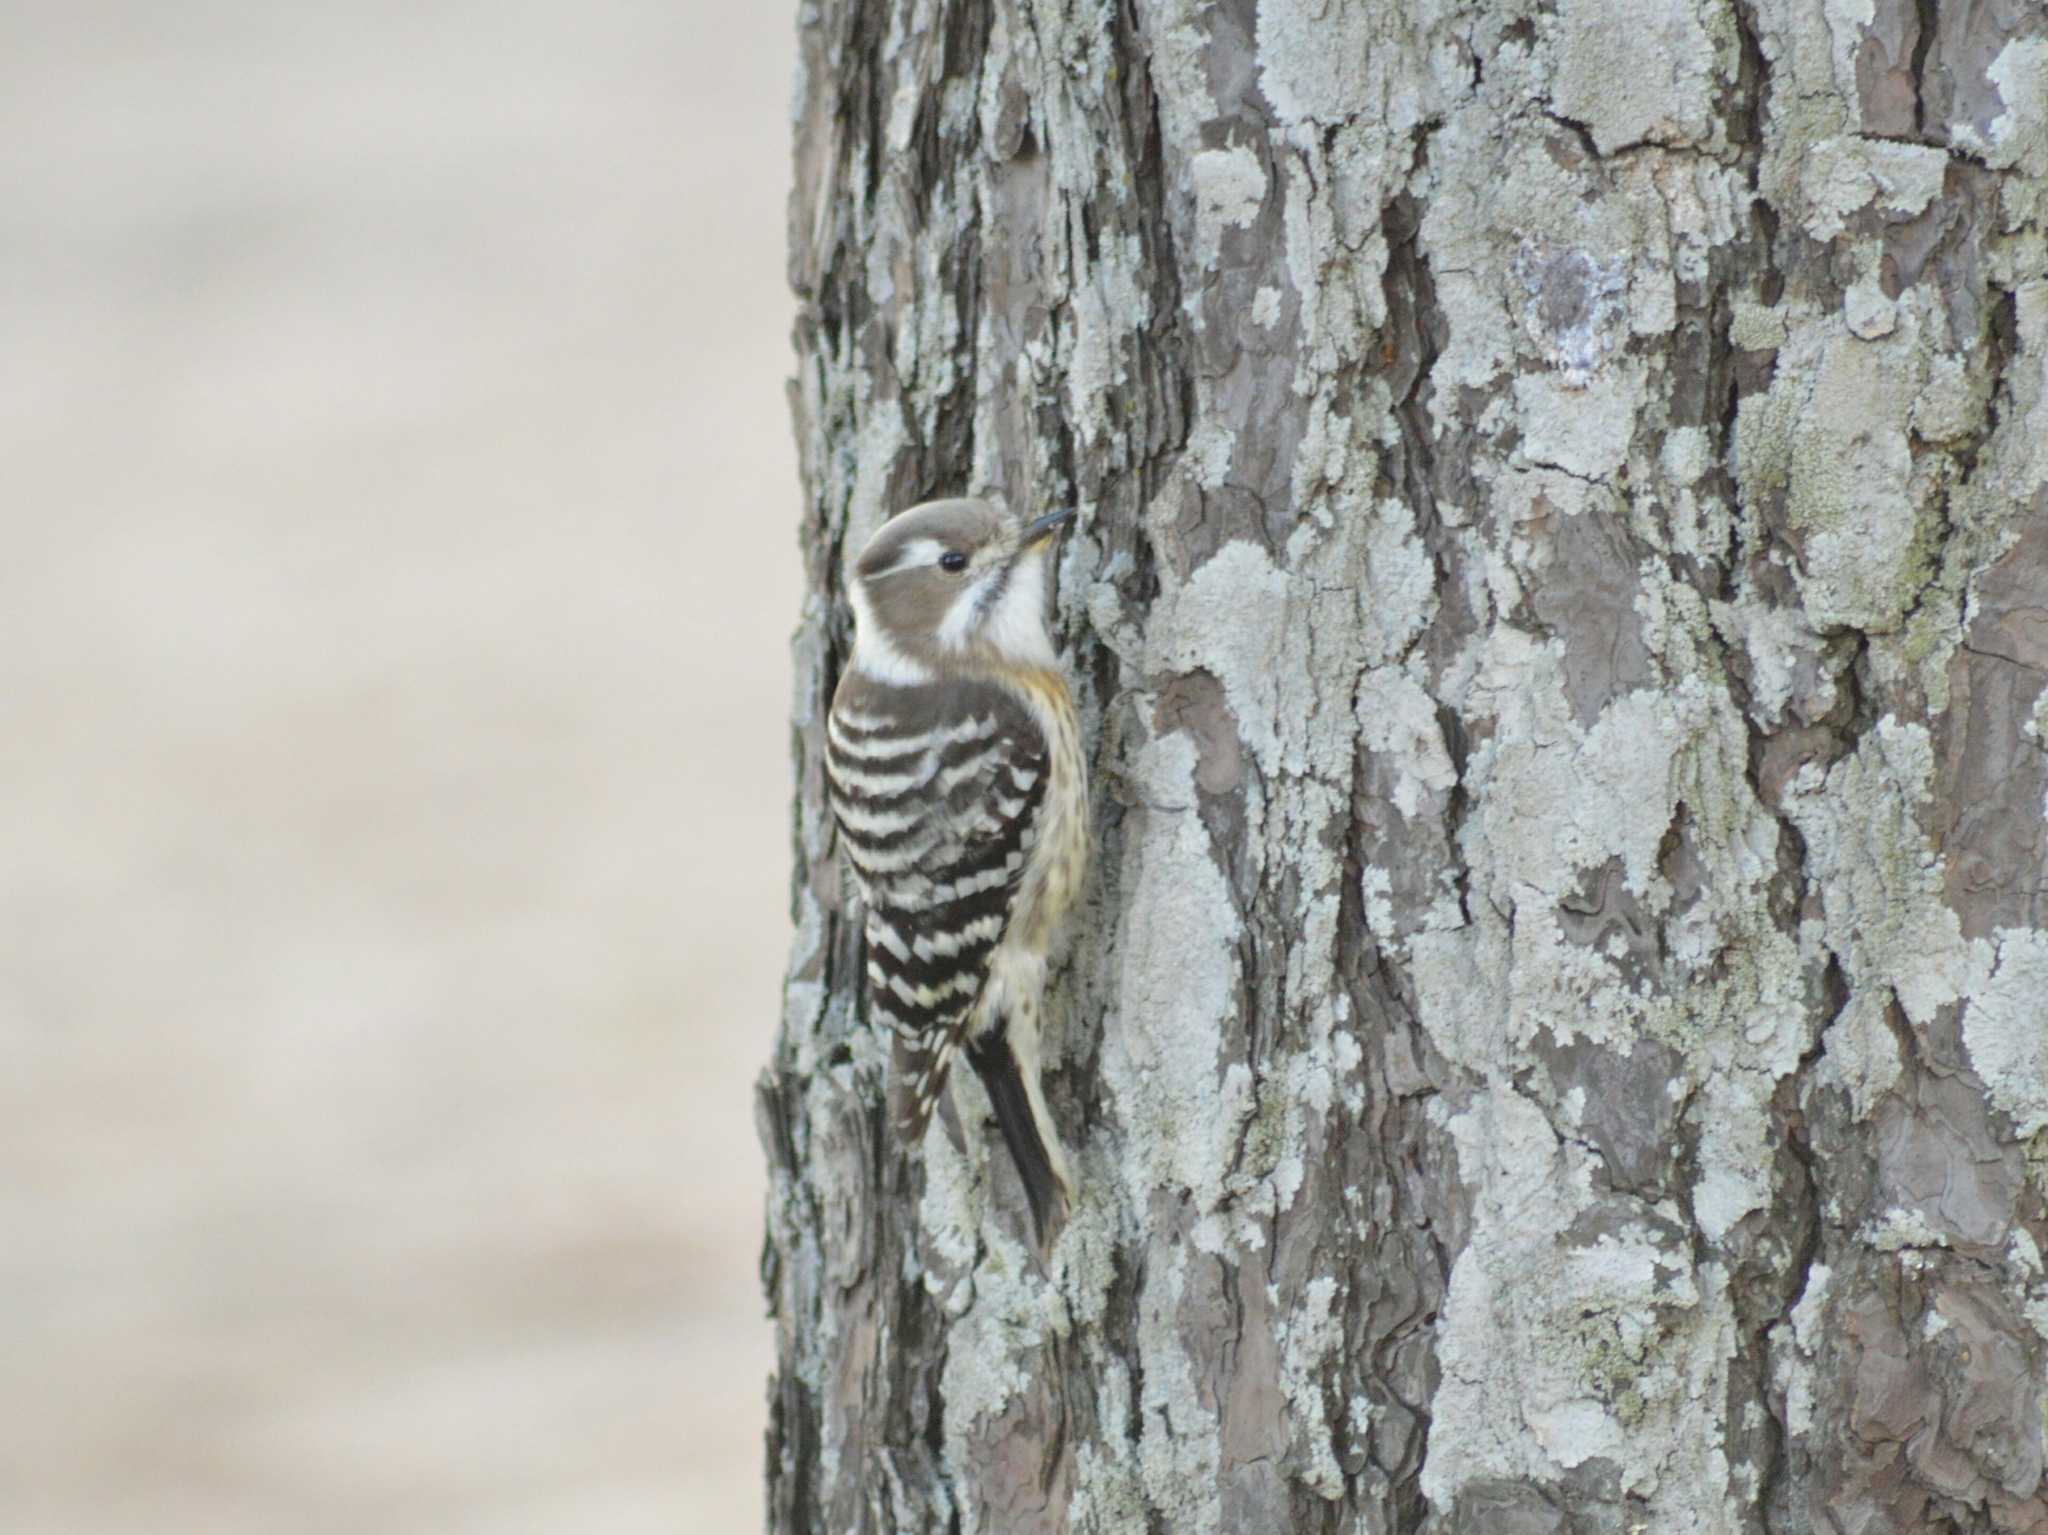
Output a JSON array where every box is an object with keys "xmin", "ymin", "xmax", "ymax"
[{"xmin": 845, "ymin": 497, "xmax": 1074, "ymax": 682}]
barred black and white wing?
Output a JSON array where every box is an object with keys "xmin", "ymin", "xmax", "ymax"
[{"xmin": 824, "ymin": 675, "xmax": 1047, "ymax": 1139}]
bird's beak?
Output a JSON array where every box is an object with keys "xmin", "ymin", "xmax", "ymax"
[{"xmin": 1020, "ymin": 507, "xmax": 1076, "ymax": 548}]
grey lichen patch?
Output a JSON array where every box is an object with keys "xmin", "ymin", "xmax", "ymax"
[
  {"xmin": 1962, "ymin": 929, "xmax": 2048, "ymax": 1138},
  {"xmin": 1253, "ymin": 0, "xmax": 1461, "ymax": 136},
  {"xmin": 1418, "ymin": 132, "xmax": 1575, "ymax": 411},
  {"xmin": 1189, "ymin": 145, "xmax": 1267, "ymax": 269},
  {"xmin": 1254, "ymin": 0, "xmax": 1374, "ymax": 128},
  {"xmin": 1733, "ymin": 309, "xmax": 1939, "ymax": 634},
  {"xmin": 1951, "ymin": 37, "xmax": 2048, "ymax": 177},
  {"xmin": 1660, "ymin": 426, "xmax": 1711, "ymax": 488},
  {"xmin": 1276, "ymin": 1276, "xmax": 1347, "ymax": 1500},
  {"xmin": 1844, "ymin": 276, "xmax": 1898, "ymax": 339},
  {"xmin": 1790, "ymin": 136, "xmax": 1948, "ymax": 242},
  {"xmin": 1729, "ymin": 300, "xmax": 1788, "ymax": 351},
  {"xmin": 1691, "ymin": 1068, "xmax": 1790, "ymax": 1244},
  {"xmin": 1102, "ymin": 729, "xmax": 1255, "ymax": 1222},
  {"xmin": 1183, "ymin": 418, "xmax": 1238, "ymax": 491},
  {"xmin": 1814, "ymin": 990, "xmax": 1907, "ymax": 1123},
  {"xmin": 1406, "ymin": 517, "xmax": 1822, "ymax": 1509},
  {"xmin": 921, "ymin": 1134, "xmax": 1050, "ymax": 1434},
  {"xmin": 1145, "ymin": 539, "xmax": 1294, "ymax": 778},
  {"xmin": 1357, "ymin": 669, "xmax": 1457, "ymax": 819},
  {"xmin": 1068, "ymin": 1363, "xmax": 1146, "ymax": 1533},
  {"xmin": 1513, "ymin": 360, "xmax": 1649, "ymax": 480},
  {"xmin": 1911, "ymin": 352, "xmax": 1988, "ymax": 446},
  {"xmin": 1133, "ymin": 1242, "xmax": 1224, "ymax": 1535},
  {"xmin": 842, "ymin": 409, "xmax": 919, "ymax": 560},
  {"xmin": 1769, "ymin": 1262, "xmax": 1835, "ymax": 1439},
  {"xmin": 1413, "ymin": 617, "xmax": 1794, "ymax": 1065},
  {"xmin": 1273, "ymin": 128, "xmax": 1411, "ymax": 393},
  {"xmin": 1819, "ymin": 0, "xmax": 1876, "ymax": 115},
  {"xmin": 1782, "ymin": 716, "xmax": 1981, "ymax": 1035},
  {"xmin": 1547, "ymin": 0, "xmax": 1727, "ymax": 155},
  {"xmin": 1424, "ymin": 1088, "xmax": 1729, "ymax": 1513},
  {"xmin": 1408, "ymin": 662, "xmax": 1800, "ymax": 1499},
  {"xmin": 1457, "ymin": 633, "xmax": 1692, "ymax": 911},
  {"xmin": 1708, "ymin": 587, "xmax": 1840, "ymax": 729},
  {"xmin": 1357, "ymin": 496, "xmax": 1439, "ymax": 664},
  {"xmin": 1050, "ymin": 237, "xmax": 1154, "ymax": 453}
]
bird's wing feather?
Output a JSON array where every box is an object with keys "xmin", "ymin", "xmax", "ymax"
[{"xmin": 825, "ymin": 677, "xmax": 1048, "ymax": 1136}]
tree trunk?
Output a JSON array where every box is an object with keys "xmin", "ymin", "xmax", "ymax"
[{"xmin": 760, "ymin": 1, "xmax": 2048, "ymax": 1529}]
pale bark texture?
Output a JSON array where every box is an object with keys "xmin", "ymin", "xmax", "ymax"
[{"xmin": 761, "ymin": 1, "xmax": 2048, "ymax": 1529}]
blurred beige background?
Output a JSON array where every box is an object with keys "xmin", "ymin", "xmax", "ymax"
[{"xmin": 1, "ymin": 3, "xmax": 793, "ymax": 1529}]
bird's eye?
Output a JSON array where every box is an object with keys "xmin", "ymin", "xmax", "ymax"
[{"xmin": 938, "ymin": 550, "xmax": 968, "ymax": 573}]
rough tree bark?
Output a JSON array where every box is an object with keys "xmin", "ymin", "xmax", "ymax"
[{"xmin": 760, "ymin": 1, "xmax": 2048, "ymax": 1529}]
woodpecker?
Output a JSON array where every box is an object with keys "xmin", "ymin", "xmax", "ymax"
[{"xmin": 825, "ymin": 496, "xmax": 1089, "ymax": 1242}]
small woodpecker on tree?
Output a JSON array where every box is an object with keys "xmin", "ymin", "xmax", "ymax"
[{"xmin": 824, "ymin": 497, "xmax": 1089, "ymax": 1243}]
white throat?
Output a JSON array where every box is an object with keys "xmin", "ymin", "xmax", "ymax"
[{"xmin": 936, "ymin": 551, "xmax": 1057, "ymax": 666}]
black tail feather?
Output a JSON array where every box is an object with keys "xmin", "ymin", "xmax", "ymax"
[{"xmin": 964, "ymin": 1033, "xmax": 1064, "ymax": 1244}]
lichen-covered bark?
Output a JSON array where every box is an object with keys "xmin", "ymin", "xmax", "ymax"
[{"xmin": 761, "ymin": 1, "xmax": 2048, "ymax": 1530}]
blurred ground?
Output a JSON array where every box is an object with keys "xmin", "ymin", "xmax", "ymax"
[{"xmin": 0, "ymin": 3, "xmax": 793, "ymax": 1529}]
